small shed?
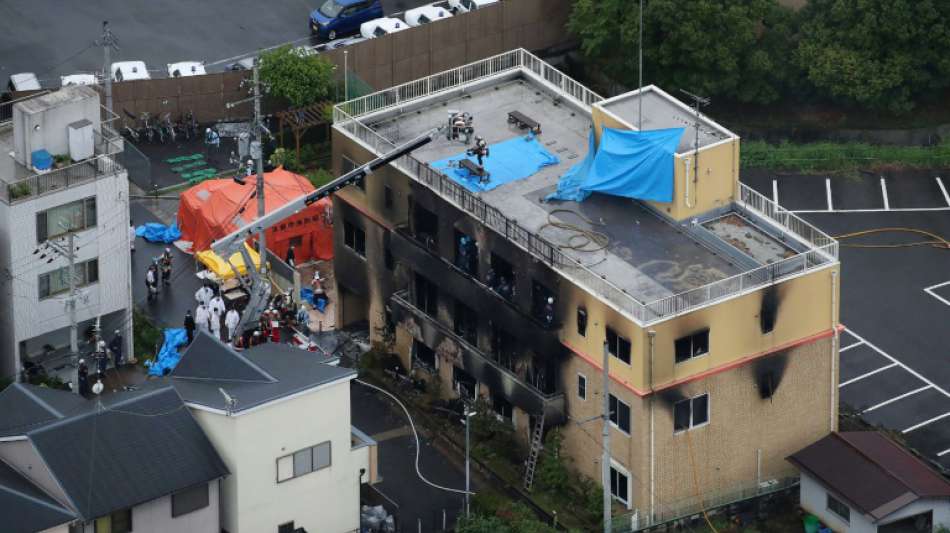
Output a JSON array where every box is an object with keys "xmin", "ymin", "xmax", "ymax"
[{"xmin": 788, "ymin": 432, "xmax": 950, "ymax": 533}]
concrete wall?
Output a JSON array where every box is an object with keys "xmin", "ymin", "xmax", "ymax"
[{"xmin": 191, "ymin": 378, "xmax": 363, "ymax": 533}]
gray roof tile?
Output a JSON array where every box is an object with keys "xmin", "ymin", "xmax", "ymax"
[{"xmin": 0, "ymin": 461, "xmax": 74, "ymax": 533}]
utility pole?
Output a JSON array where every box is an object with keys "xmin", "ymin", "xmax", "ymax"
[
  {"xmin": 602, "ymin": 341, "xmax": 612, "ymax": 533},
  {"xmin": 36, "ymin": 227, "xmax": 81, "ymax": 392},
  {"xmin": 252, "ymin": 57, "xmax": 267, "ymax": 272},
  {"xmin": 465, "ymin": 405, "xmax": 472, "ymax": 518},
  {"xmin": 96, "ymin": 21, "xmax": 119, "ymax": 116},
  {"xmin": 679, "ymin": 89, "xmax": 710, "ymax": 197},
  {"xmin": 638, "ymin": 0, "xmax": 644, "ymax": 130}
]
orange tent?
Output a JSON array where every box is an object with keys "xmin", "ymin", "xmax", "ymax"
[{"xmin": 177, "ymin": 168, "xmax": 333, "ymax": 263}]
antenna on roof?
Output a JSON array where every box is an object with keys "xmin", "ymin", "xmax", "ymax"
[
  {"xmin": 678, "ymin": 89, "xmax": 710, "ymax": 197},
  {"xmin": 219, "ymin": 387, "xmax": 238, "ymax": 416}
]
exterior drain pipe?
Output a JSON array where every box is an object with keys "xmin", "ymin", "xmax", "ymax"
[
  {"xmin": 648, "ymin": 330, "xmax": 657, "ymax": 524},
  {"xmin": 830, "ymin": 270, "xmax": 839, "ymax": 432}
]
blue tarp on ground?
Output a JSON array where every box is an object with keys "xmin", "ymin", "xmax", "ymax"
[
  {"xmin": 547, "ymin": 127, "xmax": 684, "ymax": 203},
  {"xmin": 146, "ymin": 328, "xmax": 188, "ymax": 376},
  {"xmin": 430, "ymin": 134, "xmax": 559, "ymax": 193},
  {"xmin": 300, "ymin": 288, "xmax": 328, "ymax": 313},
  {"xmin": 136, "ymin": 222, "xmax": 181, "ymax": 244}
]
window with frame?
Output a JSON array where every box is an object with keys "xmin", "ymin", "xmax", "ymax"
[
  {"xmin": 172, "ymin": 483, "xmax": 210, "ymax": 517},
  {"xmin": 826, "ymin": 493, "xmax": 850, "ymax": 523},
  {"xmin": 95, "ymin": 508, "xmax": 132, "ymax": 533},
  {"xmin": 608, "ymin": 394, "xmax": 631, "ymax": 433},
  {"xmin": 384, "ymin": 185, "xmax": 393, "ymax": 208},
  {"xmin": 343, "ymin": 220, "xmax": 365, "ymax": 257},
  {"xmin": 453, "ymin": 299, "xmax": 478, "ymax": 345},
  {"xmin": 414, "ymin": 273, "xmax": 438, "ymax": 316},
  {"xmin": 606, "ymin": 327, "xmax": 631, "ymax": 364},
  {"xmin": 675, "ymin": 329, "xmax": 709, "ymax": 364},
  {"xmin": 577, "ymin": 373, "xmax": 587, "ymax": 400},
  {"xmin": 576, "ymin": 307, "xmax": 587, "ymax": 336},
  {"xmin": 36, "ymin": 197, "xmax": 96, "ymax": 242},
  {"xmin": 609, "ymin": 463, "xmax": 630, "ymax": 506},
  {"xmin": 38, "ymin": 258, "xmax": 99, "ymax": 299},
  {"xmin": 276, "ymin": 441, "xmax": 332, "ymax": 483},
  {"xmin": 673, "ymin": 393, "xmax": 709, "ymax": 432}
]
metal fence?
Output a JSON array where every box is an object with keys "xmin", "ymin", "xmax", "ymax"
[
  {"xmin": 2, "ymin": 130, "xmax": 124, "ymax": 204},
  {"xmin": 332, "ymin": 54, "xmax": 838, "ymax": 325}
]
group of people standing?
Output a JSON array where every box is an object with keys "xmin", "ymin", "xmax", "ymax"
[
  {"xmin": 77, "ymin": 329, "xmax": 125, "ymax": 396},
  {"xmin": 145, "ymin": 248, "xmax": 174, "ymax": 301},
  {"xmin": 184, "ymin": 283, "xmax": 241, "ymax": 344}
]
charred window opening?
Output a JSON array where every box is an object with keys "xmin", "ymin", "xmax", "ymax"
[
  {"xmin": 454, "ymin": 230, "xmax": 478, "ymax": 276},
  {"xmin": 341, "ymin": 155, "xmax": 363, "ymax": 189},
  {"xmin": 525, "ymin": 355, "xmax": 557, "ymax": 395},
  {"xmin": 577, "ymin": 307, "xmax": 588, "ymax": 337},
  {"xmin": 490, "ymin": 323, "xmax": 518, "ymax": 372},
  {"xmin": 531, "ymin": 281, "xmax": 556, "ymax": 327},
  {"xmin": 608, "ymin": 394, "xmax": 631, "ymax": 433},
  {"xmin": 755, "ymin": 353, "xmax": 788, "ymax": 400},
  {"xmin": 343, "ymin": 220, "xmax": 365, "ymax": 257},
  {"xmin": 384, "ymin": 185, "xmax": 394, "ymax": 208},
  {"xmin": 486, "ymin": 253, "xmax": 515, "ymax": 300},
  {"xmin": 492, "ymin": 395, "xmax": 513, "ymax": 421},
  {"xmin": 453, "ymin": 365, "xmax": 478, "ymax": 401},
  {"xmin": 760, "ymin": 286, "xmax": 778, "ymax": 334},
  {"xmin": 606, "ymin": 327, "xmax": 631, "ymax": 364},
  {"xmin": 454, "ymin": 299, "xmax": 478, "ymax": 345},
  {"xmin": 413, "ymin": 340, "xmax": 436, "ymax": 371},
  {"xmin": 384, "ymin": 242, "xmax": 394, "ymax": 270},
  {"xmin": 673, "ymin": 394, "xmax": 709, "ymax": 432},
  {"xmin": 412, "ymin": 204, "xmax": 439, "ymax": 250},
  {"xmin": 414, "ymin": 273, "xmax": 438, "ymax": 316},
  {"xmin": 674, "ymin": 329, "xmax": 709, "ymax": 364}
]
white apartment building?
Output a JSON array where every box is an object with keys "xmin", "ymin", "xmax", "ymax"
[{"xmin": 0, "ymin": 86, "xmax": 132, "ymax": 383}]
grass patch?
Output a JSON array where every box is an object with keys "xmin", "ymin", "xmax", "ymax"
[
  {"xmin": 741, "ymin": 139, "xmax": 950, "ymax": 172},
  {"xmin": 133, "ymin": 307, "xmax": 163, "ymax": 365}
]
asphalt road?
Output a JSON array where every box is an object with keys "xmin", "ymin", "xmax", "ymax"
[
  {"xmin": 0, "ymin": 0, "xmax": 435, "ymax": 83},
  {"xmin": 741, "ymin": 170, "xmax": 950, "ymax": 471}
]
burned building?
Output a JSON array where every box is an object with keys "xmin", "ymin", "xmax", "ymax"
[{"xmin": 329, "ymin": 49, "xmax": 840, "ymax": 526}]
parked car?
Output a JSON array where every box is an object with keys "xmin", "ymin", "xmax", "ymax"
[
  {"xmin": 448, "ymin": 0, "xmax": 498, "ymax": 14},
  {"xmin": 360, "ymin": 17, "xmax": 408, "ymax": 39},
  {"xmin": 7, "ymin": 72, "xmax": 40, "ymax": 92},
  {"xmin": 310, "ymin": 0, "xmax": 383, "ymax": 42},
  {"xmin": 404, "ymin": 4, "xmax": 452, "ymax": 26},
  {"xmin": 167, "ymin": 61, "xmax": 207, "ymax": 78},
  {"xmin": 60, "ymin": 74, "xmax": 98, "ymax": 87},
  {"xmin": 111, "ymin": 61, "xmax": 150, "ymax": 82}
]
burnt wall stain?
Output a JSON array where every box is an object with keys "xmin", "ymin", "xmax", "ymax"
[
  {"xmin": 760, "ymin": 285, "xmax": 779, "ymax": 334},
  {"xmin": 753, "ymin": 351, "xmax": 789, "ymax": 401},
  {"xmin": 657, "ymin": 388, "xmax": 687, "ymax": 411}
]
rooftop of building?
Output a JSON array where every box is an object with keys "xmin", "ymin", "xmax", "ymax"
[
  {"xmin": 334, "ymin": 49, "xmax": 837, "ymax": 324},
  {"xmin": 169, "ymin": 331, "xmax": 356, "ymax": 413},
  {"xmin": 0, "ymin": 460, "xmax": 75, "ymax": 533}
]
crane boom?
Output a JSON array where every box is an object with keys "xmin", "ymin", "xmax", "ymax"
[{"xmin": 208, "ymin": 126, "xmax": 442, "ymax": 344}]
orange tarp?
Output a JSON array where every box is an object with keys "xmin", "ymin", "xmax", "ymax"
[{"xmin": 177, "ymin": 167, "xmax": 333, "ymax": 263}]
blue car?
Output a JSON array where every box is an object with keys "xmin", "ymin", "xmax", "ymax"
[{"xmin": 310, "ymin": 0, "xmax": 384, "ymax": 41}]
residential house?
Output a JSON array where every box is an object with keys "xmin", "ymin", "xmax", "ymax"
[
  {"xmin": 329, "ymin": 48, "xmax": 840, "ymax": 526},
  {"xmin": 789, "ymin": 431, "xmax": 950, "ymax": 533},
  {"xmin": 0, "ymin": 86, "xmax": 132, "ymax": 383},
  {"xmin": 169, "ymin": 332, "xmax": 378, "ymax": 533},
  {"xmin": 0, "ymin": 460, "xmax": 74, "ymax": 533},
  {"xmin": 0, "ymin": 382, "xmax": 228, "ymax": 533}
]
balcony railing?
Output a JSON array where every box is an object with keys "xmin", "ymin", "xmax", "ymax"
[
  {"xmin": 1, "ymin": 130, "xmax": 124, "ymax": 204},
  {"xmin": 334, "ymin": 53, "xmax": 838, "ymax": 326}
]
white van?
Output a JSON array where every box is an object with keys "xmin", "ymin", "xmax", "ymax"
[
  {"xmin": 448, "ymin": 0, "xmax": 498, "ymax": 14},
  {"xmin": 60, "ymin": 74, "xmax": 99, "ymax": 87},
  {"xmin": 167, "ymin": 62, "xmax": 207, "ymax": 78},
  {"xmin": 360, "ymin": 17, "xmax": 408, "ymax": 39},
  {"xmin": 111, "ymin": 61, "xmax": 151, "ymax": 82},
  {"xmin": 404, "ymin": 5, "xmax": 451, "ymax": 26}
]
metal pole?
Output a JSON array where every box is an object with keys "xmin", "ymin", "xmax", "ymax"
[
  {"xmin": 99, "ymin": 21, "xmax": 117, "ymax": 116},
  {"xmin": 602, "ymin": 341, "xmax": 612, "ymax": 533},
  {"xmin": 253, "ymin": 58, "xmax": 267, "ymax": 272},
  {"xmin": 465, "ymin": 406, "xmax": 471, "ymax": 518},
  {"xmin": 67, "ymin": 232, "xmax": 79, "ymax": 394},
  {"xmin": 638, "ymin": 0, "xmax": 643, "ymax": 131},
  {"xmin": 344, "ymin": 50, "xmax": 349, "ymax": 100}
]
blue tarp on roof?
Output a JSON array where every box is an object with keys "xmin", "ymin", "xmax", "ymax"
[
  {"xmin": 136, "ymin": 223, "xmax": 181, "ymax": 244},
  {"xmin": 146, "ymin": 328, "xmax": 188, "ymax": 376},
  {"xmin": 547, "ymin": 127, "xmax": 684, "ymax": 203},
  {"xmin": 430, "ymin": 135, "xmax": 559, "ymax": 193}
]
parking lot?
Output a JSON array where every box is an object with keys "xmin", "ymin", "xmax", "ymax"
[
  {"xmin": 0, "ymin": 0, "xmax": 435, "ymax": 83},
  {"xmin": 741, "ymin": 171, "xmax": 950, "ymax": 471}
]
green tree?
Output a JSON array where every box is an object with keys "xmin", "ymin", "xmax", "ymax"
[
  {"xmin": 568, "ymin": 0, "xmax": 796, "ymax": 104},
  {"xmin": 259, "ymin": 46, "xmax": 335, "ymax": 108},
  {"xmin": 796, "ymin": 0, "xmax": 950, "ymax": 113}
]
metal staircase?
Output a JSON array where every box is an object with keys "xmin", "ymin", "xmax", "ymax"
[{"xmin": 522, "ymin": 411, "xmax": 546, "ymax": 491}]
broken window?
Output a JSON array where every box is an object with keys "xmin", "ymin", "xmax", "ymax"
[
  {"xmin": 454, "ymin": 229, "xmax": 478, "ymax": 276},
  {"xmin": 608, "ymin": 394, "xmax": 631, "ymax": 433},
  {"xmin": 577, "ymin": 306, "xmax": 588, "ymax": 337},
  {"xmin": 673, "ymin": 393, "xmax": 709, "ymax": 432},
  {"xmin": 674, "ymin": 329, "xmax": 709, "ymax": 364},
  {"xmin": 531, "ymin": 280, "xmax": 556, "ymax": 326},
  {"xmin": 413, "ymin": 340, "xmax": 436, "ymax": 371},
  {"xmin": 486, "ymin": 253, "xmax": 515, "ymax": 300},
  {"xmin": 453, "ymin": 365, "xmax": 477, "ymax": 401},
  {"xmin": 414, "ymin": 273, "xmax": 438, "ymax": 316},
  {"xmin": 489, "ymin": 323, "xmax": 517, "ymax": 372},
  {"xmin": 454, "ymin": 299, "xmax": 478, "ymax": 345},
  {"xmin": 343, "ymin": 220, "xmax": 365, "ymax": 257},
  {"xmin": 412, "ymin": 204, "xmax": 439, "ymax": 250},
  {"xmin": 606, "ymin": 327, "xmax": 631, "ymax": 364},
  {"xmin": 492, "ymin": 395, "xmax": 513, "ymax": 421}
]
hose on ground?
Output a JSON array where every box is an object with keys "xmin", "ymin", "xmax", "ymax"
[{"xmin": 833, "ymin": 227, "xmax": 950, "ymax": 250}]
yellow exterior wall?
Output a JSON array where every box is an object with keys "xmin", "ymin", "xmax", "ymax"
[{"xmin": 590, "ymin": 106, "xmax": 740, "ymax": 222}]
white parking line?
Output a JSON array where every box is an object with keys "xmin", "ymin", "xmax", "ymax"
[
  {"xmin": 845, "ymin": 328, "xmax": 950, "ymax": 400},
  {"xmin": 904, "ymin": 412, "xmax": 950, "ymax": 434},
  {"xmin": 937, "ymin": 177, "xmax": 950, "ymax": 207},
  {"xmin": 862, "ymin": 385, "xmax": 931, "ymax": 414},
  {"xmin": 825, "ymin": 178, "xmax": 833, "ymax": 211},
  {"xmin": 924, "ymin": 281, "xmax": 950, "ymax": 307},
  {"xmin": 772, "ymin": 179, "xmax": 779, "ymax": 205},
  {"xmin": 839, "ymin": 363, "xmax": 897, "ymax": 387},
  {"xmin": 938, "ymin": 448, "xmax": 950, "ymax": 457},
  {"xmin": 880, "ymin": 177, "xmax": 890, "ymax": 210},
  {"xmin": 840, "ymin": 341, "xmax": 863, "ymax": 352}
]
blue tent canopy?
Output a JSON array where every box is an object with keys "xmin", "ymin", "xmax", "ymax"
[{"xmin": 547, "ymin": 126, "xmax": 685, "ymax": 203}]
